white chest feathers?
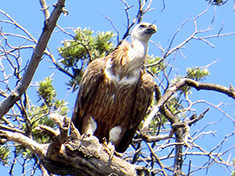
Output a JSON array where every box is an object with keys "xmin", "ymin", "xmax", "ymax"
[{"xmin": 104, "ymin": 59, "xmax": 141, "ymax": 85}]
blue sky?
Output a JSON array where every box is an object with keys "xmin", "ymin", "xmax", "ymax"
[{"xmin": 1, "ymin": 0, "xmax": 235, "ymax": 175}]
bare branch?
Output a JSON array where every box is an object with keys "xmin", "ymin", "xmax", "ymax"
[
  {"xmin": 44, "ymin": 50, "xmax": 74, "ymax": 78},
  {"xmin": 0, "ymin": 130, "xmax": 47, "ymax": 158},
  {"xmin": 120, "ymin": 0, "xmax": 153, "ymax": 42},
  {"xmin": 142, "ymin": 78, "xmax": 235, "ymax": 132},
  {"xmin": 0, "ymin": 0, "xmax": 66, "ymax": 118},
  {"xmin": 159, "ymin": 6, "xmax": 235, "ymax": 63},
  {"xmin": 0, "ymin": 10, "xmax": 37, "ymax": 43},
  {"xmin": 141, "ymin": 107, "xmax": 209, "ymax": 143},
  {"xmin": 186, "ymin": 79, "xmax": 235, "ymax": 99},
  {"xmin": 39, "ymin": 0, "xmax": 50, "ymax": 21},
  {"xmin": 101, "ymin": 12, "xmax": 120, "ymax": 43}
]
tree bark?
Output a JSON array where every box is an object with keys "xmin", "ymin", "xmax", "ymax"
[{"xmin": 0, "ymin": 114, "xmax": 149, "ymax": 176}]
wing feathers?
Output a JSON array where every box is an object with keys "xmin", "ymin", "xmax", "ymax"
[
  {"xmin": 115, "ymin": 71, "xmax": 154, "ymax": 152},
  {"xmin": 130, "ymin": 71, "xmax": 155, "ymax": 128},
  {"xmin": 72, "ymin": 58, "xmax": 106, "ymax": 132}
]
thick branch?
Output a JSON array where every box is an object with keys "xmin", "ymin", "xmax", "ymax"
[
  {"xmin": 0, "ymin": 0, "xmax": 65, "ymax": 118},
  {"xmin": 0, "ymin": 130, "xmax": 47, "ymax": 159},
  {"xmin": 0, "ymin": 114, "xmax": 147, "ymax": 176},
  {"xmin": 173, "ymin": 128, "xmax": 184, "ymax": 176},
  {"xmin": 185, "ymin": 79, "xmax": 235, "ymax": 99}
]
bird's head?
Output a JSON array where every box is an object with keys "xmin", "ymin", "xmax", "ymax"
[{"xmin": 131, "ymin": 22, "xmax": 157, "ymax": 43}]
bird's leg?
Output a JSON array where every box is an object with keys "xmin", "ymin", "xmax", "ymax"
[
  {"xmin": 79, "ymin": 133, "xmax": 89, "ymax": 140},
  {"xmin": 80, "ymin": 116, "xmax": 97, "ymax": 139},
  {"xmin": 103, "ymin": 140, "xmax": 123, "ymax": 159},
  {"xmin": 103, "ymin": 126, "xmax": 123, "ymax": 159},
  {"xmin": 103, "ymin": 140, "xmax": 115, "ymax": 159}
]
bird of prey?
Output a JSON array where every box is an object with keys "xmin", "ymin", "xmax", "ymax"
[{"xmin": 72, "ymin": 22, "xmax": 156, "ymax": 153}]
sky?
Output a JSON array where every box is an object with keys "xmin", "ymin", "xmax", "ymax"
[{"xmin": 1, "ymin": 0, "xmax": 235, "ymax": 175}]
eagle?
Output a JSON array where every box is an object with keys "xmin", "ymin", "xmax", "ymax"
[{"xmin": 72, "ymin": 22, "xmax": 157, "ymax": 153}]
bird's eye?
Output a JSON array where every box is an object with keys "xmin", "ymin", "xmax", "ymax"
[{"xmin": 139, "ymin": 24, "xmax": 146, "ymax": 29}]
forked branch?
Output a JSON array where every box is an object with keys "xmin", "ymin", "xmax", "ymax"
[
  {"xmin": 0, "ymin": 0, "xmax": 66, "ymax": 118},
  {"xmin": 142, "ymin": 78, "xmax": 235, "ymax": 132}
]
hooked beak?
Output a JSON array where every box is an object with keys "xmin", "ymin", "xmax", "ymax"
[{"xmin": 145, "ymin": 24, "xmax": 157, "ymax": 34}]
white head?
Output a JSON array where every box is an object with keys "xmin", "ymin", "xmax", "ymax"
[{"xmin": 131, "ymin": 22, "xmax": 157, "ymax": 43}]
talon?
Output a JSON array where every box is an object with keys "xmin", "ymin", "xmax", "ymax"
[
  {"xmin": 80, "ymin": 134, "xmax": 86, "ymax": 139},
  {"xmin": 103, "ymin": 143, "xmax": 115, "ymax": 159},
  {"xmin": 80, "ymin": 133, "xmax": 92, "ymax": 140},
  {"xmin": 114, "ymin": 151, "xmax": 123, "ymax": 158},
  {"xmin": 103, "ymin": 142, "xmax": 123, "ymax": 159}
]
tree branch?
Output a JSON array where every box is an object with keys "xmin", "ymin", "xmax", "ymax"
[
  {"xmin": 0, "ymin": 113, "xmax": 150, "ymax": 176},
  {"xmin": 39, "ymin": 0, "xmax": 50, "ymax": 21},
  {"xmin": 186, "ymin": 79, "xmax": 235, "ymax": 99},
  {"xmin": 142, "ymin": 78, "xmax": 235, "ymax": 132},
  {"xmin": 0, "ymin": 130, "xmax": 47, "ymax": 158},
  {"xmin": 0, "ymin": 0, "xmax": 66, "ymax": 118}
]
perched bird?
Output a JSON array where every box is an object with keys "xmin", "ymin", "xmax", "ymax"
[{"xmin": 72, "ymin": 22, "xmax": 156, "ymax": 153}]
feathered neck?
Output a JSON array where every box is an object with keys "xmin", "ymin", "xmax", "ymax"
[
  {"xmin": 130, "ymin": 36, "xmax": 148, "ymax": 63},
  {"xmin": 109, "ymin": 37, "xmax": 148, "ymax": 77}
]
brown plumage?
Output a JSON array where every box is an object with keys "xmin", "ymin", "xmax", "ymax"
[{"xmin": 72, "ymin": 22, "xmax": 157, "ymax": 152}]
